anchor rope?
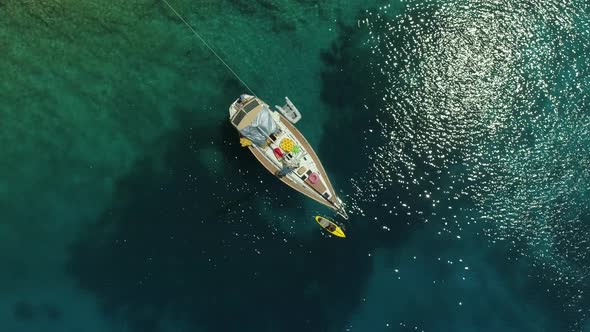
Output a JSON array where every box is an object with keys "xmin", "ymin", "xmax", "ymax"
[{"xmin": 161, "ymin": 0, "xmax": 257, "ymax": 96}]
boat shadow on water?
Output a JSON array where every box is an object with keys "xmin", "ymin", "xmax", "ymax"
[{"xmin": 66, "ymin": 106, "xmax": 383, "ymax": 332}]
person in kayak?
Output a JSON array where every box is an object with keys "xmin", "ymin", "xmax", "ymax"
[
  {"xmin": 326, "ymin": 223, "xmax": 337, "ymax": 232},
  {"xmin": 318, "ymin": 217, "xmax": 337, "ymax": 232}
]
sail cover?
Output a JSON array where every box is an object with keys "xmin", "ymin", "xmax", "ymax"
[{"xmin": 239, "ymin": 106, "xmax": 278, "ymax": 146}]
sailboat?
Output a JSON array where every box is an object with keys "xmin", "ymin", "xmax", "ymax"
[{"xmin": 229, "ymin": 94, "xmax": 349, "ymax": 219}]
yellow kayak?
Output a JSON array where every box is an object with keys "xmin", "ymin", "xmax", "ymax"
[{"xmin": 315, "ymin": 216, "xmax": 346, "ymax": 238}]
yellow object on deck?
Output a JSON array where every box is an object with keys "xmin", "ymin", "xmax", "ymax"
[
  {"xmin": 240, "ymin": 137, "xmax": 252, "ymax": 147},
  {"xmin": 315, "ymin": 216, "xmax": 346, "ymax": 238},
  {"xmin": 280, "ymin": 137, "xmax": 295, "ymax": 152}
]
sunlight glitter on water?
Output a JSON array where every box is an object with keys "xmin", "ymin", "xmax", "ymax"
[{"xmin": 349, "ymin": 0, "xmax": 590, "ymax": 329}]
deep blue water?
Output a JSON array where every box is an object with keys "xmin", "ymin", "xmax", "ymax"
[{"xmin": 1, "ymin": 0, "xmax": 589, "ymax": 331}]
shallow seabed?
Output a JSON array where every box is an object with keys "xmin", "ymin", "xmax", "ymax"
[{"xmin": 1, "ymin": 0, "xmax": 589, "ymax": 331}]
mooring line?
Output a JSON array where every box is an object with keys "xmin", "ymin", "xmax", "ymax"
[{"xmin": 160, "ymin": 0, "xmax": 257, "ymax": 96}]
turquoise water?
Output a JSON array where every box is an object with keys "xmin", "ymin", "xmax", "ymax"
[{"xmin": 1, "ymin": 0, "xmax": 589, "ymax": 331}]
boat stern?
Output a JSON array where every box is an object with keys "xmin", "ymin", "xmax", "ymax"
[{"xmin": 229, "ymin": 94, "xmax": 254, "ymax": 119}]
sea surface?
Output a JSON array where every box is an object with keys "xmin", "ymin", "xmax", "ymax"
[{"xmin": 1, "ymin": 0, "xmax": 589, "ymax": 331}]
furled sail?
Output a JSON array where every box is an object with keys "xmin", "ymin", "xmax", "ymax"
[{"xmin": 239, "ymin": 106, "xmax": 278, "ymax": 146}]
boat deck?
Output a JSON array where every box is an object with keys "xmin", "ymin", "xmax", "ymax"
[
  {"xmin": 230, "ymin": 95, "xmax": 345, "ymax": 217},
  {"xmin": 247, "ymin": 114, "xmax": 339, "ymax": 211},
  {"xmin": 280, "ymin": 116, "xmax": 338, "ymax": 204}
]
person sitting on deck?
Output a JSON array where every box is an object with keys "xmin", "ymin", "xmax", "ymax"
[
  {"xmin": 276, "ymin": 165, "xmax": 296, "ymax": 178},
  {"xmin": 275, "ymin": 159, "xmax": 299, "ymax": 178},
  {"xmin": 236, "ymin": 94, "xmax": 250, "ymax": 107}
]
